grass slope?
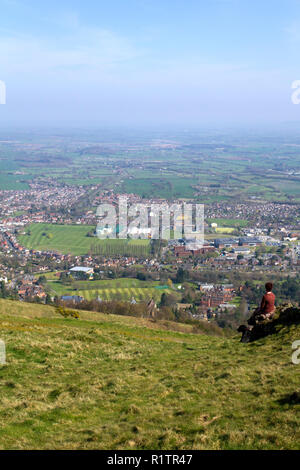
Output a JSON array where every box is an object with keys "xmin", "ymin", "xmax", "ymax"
[{"xmin": 0, "ymin": 299, "xmax": 299, "ymax": 450}]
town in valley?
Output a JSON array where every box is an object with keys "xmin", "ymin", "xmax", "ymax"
[{"xmin": 0, "ymin": 128, "xmax": 299, "ymax": 331}]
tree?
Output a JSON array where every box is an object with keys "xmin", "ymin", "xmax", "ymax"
[
  {"xmin": 37, "ymin": 275, "xmax": 47, "ymax": 286},
  {"xmin": 156, "ymin": 306, "xmax": 175, "ymax": 321},
  {"xmin": 137, "ymin": 272, "xmax": 146, "ymax": 281},
  {"xmin": 160, "ymin": 293, "xmax": 177, "ymax": 307},
  {"xmin": 0, "ymin": 281, "xmax": 8, "ymax": 299},
  {"xmin": 175, "ymin": 267, "xmax": 186, "ymax": 284},
  {"xmin": 45, "ymin": 294, "xmax": 52, "ymax": 304}
]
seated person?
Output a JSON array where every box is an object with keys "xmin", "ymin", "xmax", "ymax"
[{"xmin": 247, "ymin": 282, "xmax": 276, "ymax": 326}]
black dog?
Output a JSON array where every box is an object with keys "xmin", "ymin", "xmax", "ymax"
[{"xmin": 237, "ymin": 325, "xmax": 252, "ymax": 343}]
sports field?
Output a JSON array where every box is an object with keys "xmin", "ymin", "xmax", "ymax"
[
  {"xmin": 45, "ymin": 278, "xmax": 177, "ymax": 303},
  {"xmin": 18, "ymin": 223, "xmax": 150, "ymax": 256},
  {"xmin": 215, "ymin": 227, "xmax": 236, "ymax": 234},
  {"xmin": 207, "ymin": 218, "xmax": 248, "ymax": 228}
]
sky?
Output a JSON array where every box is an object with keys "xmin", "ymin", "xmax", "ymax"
[{"xmin": 1, "ymin": 0, "xmax": 300, "ymax": 127}]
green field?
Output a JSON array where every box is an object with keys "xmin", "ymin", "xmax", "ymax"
[
  {"xmin": 207, "ymin": 218, "xmax": 249, "ymax": 228},
  {"xmin": 3, "ymin": 131, "xmax": 300, "ymax": 202},
  {"xmin": 77, "ymin": 287, "xmax": 166, "ymax": 302},
  {"xmin": 0, "ymin": 299, "xmax": 299, "ymax": 449},
  {"xmin": 46, "ymin": 278, "xmax": 176, "ymax": 303},
  {"xmin": 90, "ymin": 239, "xmax": 150, "ymax": 257},
  {"xmin": 215, "ymin": 227, "xmax": 236, "ymax": 234},
  {"xmin": 0, "ymin": 174, "xmax": 30, "ymax": 190},
  {"xmin": 18, "ymin": 224, "xmax": 150, "ymax": 256},
  {"xmin": 122, "ymin": 176, "xmax": 199, "ymax": 199}
]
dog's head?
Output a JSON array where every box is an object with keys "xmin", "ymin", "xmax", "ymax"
[{"xmin": 237, "ymin": 325, "xmax": 247, "ymax": 333}]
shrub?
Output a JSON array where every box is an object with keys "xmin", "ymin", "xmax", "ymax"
[{"xmin": 55, "ymin": 306, "xmax": 80, "ymax": 319}]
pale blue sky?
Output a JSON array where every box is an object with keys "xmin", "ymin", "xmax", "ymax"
[{"xmin": 1, "ymin": 0, "xmax": 300, "ymax": 126}]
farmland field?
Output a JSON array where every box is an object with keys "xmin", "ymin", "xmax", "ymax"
[
  {"xmin": 18, "ymin": 224, "xmax": 150, "ymax": 256},
  {"xmin": 0, "ymin": 174, "xmax": 30, "ymax": 190},
  {"xmin": 2, "ymin": 129, "xmax": 300, "ymax": 202},
  {"xmin": 122, "ymin": 176, "xmax": 199, "ymax": 199}
]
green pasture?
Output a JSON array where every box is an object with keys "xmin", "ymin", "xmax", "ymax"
[{"xmin": 18, "ymin": 224, "xmax": 150, "ymax": 256}]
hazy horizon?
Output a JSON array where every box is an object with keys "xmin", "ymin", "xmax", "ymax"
[{"xmin": 1, "ymin": 0, "xmax": 300, "ymax": 127}]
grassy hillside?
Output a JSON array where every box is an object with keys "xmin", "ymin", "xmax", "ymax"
[{"xmin": 0, "ymin": 299, "xmax": 299, "ymax": 450}]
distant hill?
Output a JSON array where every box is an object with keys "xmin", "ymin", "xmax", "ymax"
[{"xmin": 0, "ymin": 299, "xmax": 299, "ymax": 450}]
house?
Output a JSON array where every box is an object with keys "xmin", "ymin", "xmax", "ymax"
[
  {"xmin": 220, "ymin": 284, "xmax": 235, "ymax": 293},
  {"xmin": 61, "ymin": 295, "xmax": 84, "ymax": 304},
  {"xmin": 69, "ymin": 266, "xmax": 94, "ymax": 279},
  {"xmin": 174, "ymin": 244, "xmax": 215, "ymax": 258},
  {"xmin": 198, "ymin": 283, "xmax": 214, "ymax": 291},
  {"xmin": 176, "ymin": 303, "xmax": 193, "ymax": 311},
  {"xmin": 233, "ymin": 247, "xmax": 251, "ymax": 255},
  {"xmin": 214, "ymin": 238, "xmax": 239, "ymax": 248},
  {"xmin": 174, "ymin": 246, "xmax": 191, "ymax": 258},
  {"xmin": 239, "ymin": 237, "xmax": 262, "ymax": 247},
  {"xmin": 219, "ymin": 303, "xmax": 237, "ymax": 311}
]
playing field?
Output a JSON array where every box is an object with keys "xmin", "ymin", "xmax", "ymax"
[
  {"xmin": 77, "ymin": 287, "xmax": 167, "ymax": 302},
  {"xmin": 45, "ymin": 278, "xmax": 177, "ymax": 303},
  {"xmin": 215, "ymin": 227, "xmax": 236, "ymax": 234},
  {"xmin": 18, "ymin": 223, "xmax": 150, "ymax": 256},
  {"xmin": 207, "ymin": 218, "xmax": 248, "ymax": 228}
]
